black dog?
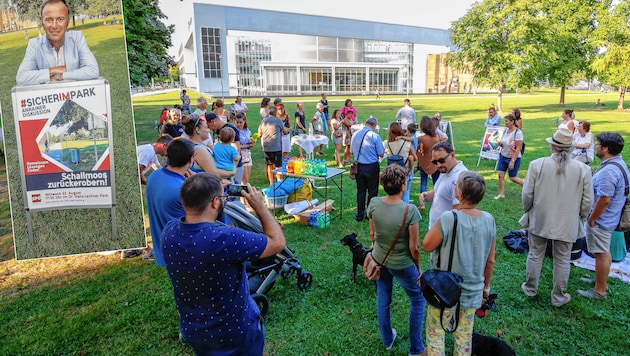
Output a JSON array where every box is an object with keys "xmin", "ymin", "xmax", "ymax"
[
  {"xmin": 472, "ymin": 332, "xmax": 516, "ymax": 356},
  {"xmin": 340, "ymin": 232, "xmax": 371, "ymax": 283}
]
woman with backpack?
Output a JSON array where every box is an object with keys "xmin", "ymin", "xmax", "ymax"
[{"xmin": 384, "ymin": 122, "xmax": 415, "ymax": 203}]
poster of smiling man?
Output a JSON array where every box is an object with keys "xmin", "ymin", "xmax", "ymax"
[{"xmin": 0, "ymin": 0, "xmax": 145, "ymax": 260}]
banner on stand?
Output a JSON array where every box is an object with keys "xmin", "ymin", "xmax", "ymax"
[{"xmin": 12, "ymin": 79, "xmax": 114, "ymax": 211}]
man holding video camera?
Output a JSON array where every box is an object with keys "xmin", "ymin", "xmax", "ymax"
[{"xmin": 162, "ymin": 173, "xmax": 286, "ymax": 355}]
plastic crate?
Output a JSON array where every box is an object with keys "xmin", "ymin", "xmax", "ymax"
[{"xmin": 265, "ymin": 194, "xmax": 288, "ymax": 209}]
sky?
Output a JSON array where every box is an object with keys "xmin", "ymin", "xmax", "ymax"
[{"xmin": 158, "ymin": 0, "xmax": 479, "ymax": 57}]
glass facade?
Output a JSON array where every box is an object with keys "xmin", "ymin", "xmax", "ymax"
[
  {"xmin": 234, "ymin": 38, "xmax": 271, "ymax": 95},
  {"xmin": 265, "ymin": 68, "xmax": 297, "ymax": 93},
  {"xmin": 300, "ymin": 67, "xmax": 332, "ymax": 93},
  {"xmin": 201, "ymin": 27, "xmax": 222, "ymax": 78},
  {"xmin": 231, "ymin": 32, "xmax": 415, "ymax": 95}
]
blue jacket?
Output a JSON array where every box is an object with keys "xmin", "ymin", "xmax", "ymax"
[{"xmin": 16, "ymin": 31, "xmax": 99, "ymax": 86}]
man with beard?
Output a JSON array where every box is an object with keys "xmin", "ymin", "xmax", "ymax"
[
  {"xmin": 419, "ymin": 142, "xmax": 468, "ymax": 228},
  {"xmin": 161, "ymin": 173, "xmax": 285, "ymax": 355}
]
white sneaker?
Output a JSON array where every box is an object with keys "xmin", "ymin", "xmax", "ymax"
[{"xmin": 385, "ymin": 328, "xmax": 397, "ymax": 350}]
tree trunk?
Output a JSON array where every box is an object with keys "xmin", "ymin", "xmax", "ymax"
[
  {"xmin": 497, "ymin": 86, "xmax": 503, "ymax": 112},
  {"xmin": 559, "ymin": 86, "xmax": 566, "ymax": 106},
  {"xmin": 618, "ymin": 87, "xmax": 626, "ymax": 110}
]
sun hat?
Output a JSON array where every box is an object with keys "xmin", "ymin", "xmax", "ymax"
[{"xmin": 546, "ymin": 127, "xmax": 574, "ymax": 148}]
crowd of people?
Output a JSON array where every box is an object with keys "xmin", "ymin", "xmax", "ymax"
[{"xmin": 133, "ymin": 93, "xmax": 627, "ymax": 355}]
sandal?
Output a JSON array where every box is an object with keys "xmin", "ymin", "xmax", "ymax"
[{"xmin": 493, "ymin": 194, "xmax": 505, "ymax": 200}]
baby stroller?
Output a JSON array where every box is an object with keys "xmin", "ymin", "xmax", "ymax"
[{"xmin": 224, "ymin": 200, "xmax": 313, "ymax": 317}]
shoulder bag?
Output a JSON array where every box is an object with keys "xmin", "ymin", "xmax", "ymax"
[
  {"xmin": 420, "ymin": 211, "xmax": 464, "ymax": 333},
  {"xmin": 363, "ymin": 205, "xmax": 409, "ymax": 281},
  {"xmin": 601, "ymin": 161, "xmax": 630, "ymax": 231},
  {"xmin": 349, "ymin": 130, "xmax": 369, "ymax": 180}
]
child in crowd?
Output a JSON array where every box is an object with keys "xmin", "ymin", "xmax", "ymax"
[
  {"xmin": 312, "ymin": 103, "xmax": 325, "ymax": 155},
  {"xmin": 213, "ymin": 126, "xmax": 240, "ymax": 174},
  {"xmin": 330, "ymin": 109, "xmax": 344, "ymax": 168},
  {"xmin": 234, "ymin": 114, "xmax": 254, "ymax": 185}
]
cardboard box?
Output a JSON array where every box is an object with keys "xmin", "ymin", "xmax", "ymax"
[{"xmin": 294, "ymin": 199, "xmax": 334, "ymax": 225}]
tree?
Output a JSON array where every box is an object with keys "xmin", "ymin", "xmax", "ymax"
[
  {"xmin": 537, "ymin": 0, "xmax": 606, "ymax": 105},
  {"xmin": 447, "ymin": 0, "xmax": 547, "ymax": 111},
  {"xmin": 591, "ymin": 0, "xmax": 630, "ymax": 110},
  {"xmin": 122, "ymin": 0, "xmax": 174, "ymax": 86},
  {"xmin": 84, "ymin": 0, "xmax": 121, "ymax": 24},
  {"xmin": 16, "ymin": 0, "xmax": 87, "ymax": 26}
]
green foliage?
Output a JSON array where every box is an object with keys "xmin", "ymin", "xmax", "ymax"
[
  {"xmin": 122, "ymin": 0, "xmax": 175, "ymax": 86},
  {"xmin": 591, "ymin": 0, "xmax": 630, "ymax": 109},
  {"xmin": 83, "ymin": 0, "xmax": 121, "ymax": 18},
  {"xmin": 449, "ymin": 0, "xmax": 608, "ymax": 106}
]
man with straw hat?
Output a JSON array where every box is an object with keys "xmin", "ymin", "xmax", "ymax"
[{"xmin": 520, "ymin": 127, "xmax": 593, "ymax": 307}]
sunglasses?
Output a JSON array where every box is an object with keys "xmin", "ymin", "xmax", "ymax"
[{"xmin": 431, "ymin": 154, "xmax": 450, "ymax": 165}]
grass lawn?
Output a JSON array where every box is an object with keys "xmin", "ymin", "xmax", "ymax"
[
  {"xmin": 0, "ymin": 20, "xmax": 145, "ymax": 259},
  {"xmin": 1, "ymin": 89, "xmax": 630, "ymax": 355}
]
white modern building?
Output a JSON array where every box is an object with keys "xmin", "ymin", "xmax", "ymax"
[{"xmin": 177, "ymin": 3, "xmax": 453, "ymax": 96}]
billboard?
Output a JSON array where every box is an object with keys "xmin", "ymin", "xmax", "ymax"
[{"xmin": 12, "ymin": 79, "xmax": 114, "ymax": 211}]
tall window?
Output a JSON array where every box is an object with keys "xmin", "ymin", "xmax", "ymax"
[
  {"xmin": 201, "ymin": 27, "xmax": 222, "ymax": 78},
  {"xmin": 300, "ymin": 68, "xmax": 332, "ymax": 93}
]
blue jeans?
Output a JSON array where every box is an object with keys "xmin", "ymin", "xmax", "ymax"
[
  {"xmin": 376, "ymin": 265, "xmax": 426, "ymax": 355},
  {"xmin": 403, "ymin": 172, "xmax": 413, "ymax": 203},
  {"xmin": 185, "ymin": 315, "xmax": 265, "ymax": 355},
  {"xmin": 418, "ymin": 166, "xmax": 440, "ymax": 193}
]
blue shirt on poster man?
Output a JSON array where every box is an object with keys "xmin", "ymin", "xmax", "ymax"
[
  {"xmin": 351, "ymin": 118, "xmax": 384, "ymax": 164},
  {"xmin": 591, "ymin": 155, "xmax": 630, "ymax": 231}
]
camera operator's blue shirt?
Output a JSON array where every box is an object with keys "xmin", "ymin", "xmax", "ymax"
[{"xmin": 162, "ymin": 220, "xmax": 267, "ymax": 348}]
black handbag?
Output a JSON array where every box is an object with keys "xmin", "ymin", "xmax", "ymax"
[{"xmin": 420, "ymin": 211, "xmax": 463, "ymax": 333}]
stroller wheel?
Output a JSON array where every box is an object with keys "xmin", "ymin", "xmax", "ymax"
[
  {"xmin": 251, "ymin": 293, "xmax": 269, "ymax": 317},
  {"xmin": 297, "ymin": 271, "xmax": 313, "ymax": 290}
]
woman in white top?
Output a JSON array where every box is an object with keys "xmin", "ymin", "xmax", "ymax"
[
  {"xmin": 570, "ymin": 121, "xmax": 594, "ymax": 164},
  {"xmin": 557, "ymin": 109, "xmax": 578, "ymax": 133},
  {"xmin": 494, "ymin": 114, "xmax": 524, "ymax": 199},
  {"xmin": 213, "ymin": 99, "xmax": 230, "ymax": 123}
]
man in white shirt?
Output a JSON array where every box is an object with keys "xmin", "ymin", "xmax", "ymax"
[
  {"xmin": 137, "ymin": 135, "xmax": 172, "ymax": 185},
  {"xmin": 395, "ymin": 98, "xmax": 416, "ymax": 131},
  {"xmin": 419, "ymin": 142, "xmax": 468, "ymax": 228}
]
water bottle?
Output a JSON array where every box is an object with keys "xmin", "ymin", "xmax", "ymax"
[{"xmin": 308, "ymin": 124, "xmax": 313, "ymax": 137}]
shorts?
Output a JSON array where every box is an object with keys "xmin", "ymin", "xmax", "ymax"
[
  {"xmin": 497, "ymin": 154, "xmax": 521, "ymax": 177},
  {"xmin": 585, "ymin": 223, "xmax": 612, "ymax": 254},
  {"xmin": 264, "ymin": 151, "xmax": 282, "ymax": 167}
]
